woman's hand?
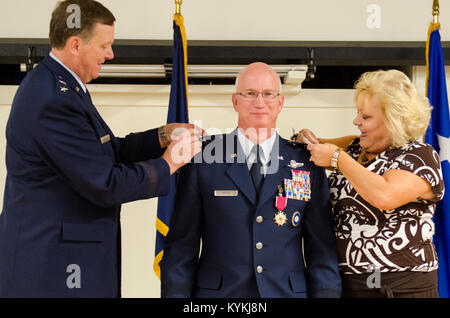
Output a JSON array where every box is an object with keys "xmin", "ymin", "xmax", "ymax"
[
  {"xmin": 306, "ymin": 143, "xmax": 339, "ymax": 168},
  {"xmin": 295, "ymin": 128, "xmax": 320, "ymax": 144}
]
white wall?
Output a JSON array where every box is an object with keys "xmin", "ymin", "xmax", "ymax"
[
  {"xmin": 2, "ymin": 65, "xmax": 449, "ymax": 296},
  {"xmin": 0, "ymin": 0, "xmax": 449, "ymax": 298},
  {"xmin": 0, "ymin": 0, "xmax": 448, "ymax": 41}
]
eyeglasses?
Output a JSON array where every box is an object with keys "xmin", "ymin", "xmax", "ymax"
[{"xmin": 236, "ymin": 90, "xmax": 281, "ymax": 101}]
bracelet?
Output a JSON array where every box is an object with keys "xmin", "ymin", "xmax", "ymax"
[
  {"xmin": 158, "ymin": 126, "xmax": 170, "ymax": 148},
  {"xmin": 330, "ymin": 147, "xmax": 344, "ymax": 171}
]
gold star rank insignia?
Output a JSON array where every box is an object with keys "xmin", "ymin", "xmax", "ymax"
[
  {"xmin": 273, "ymin": 211, "xmax": 287, "ymax": 226},
  {"xmin": 60, "ymin": 87, "xmax": 68, "ymax": 92}
]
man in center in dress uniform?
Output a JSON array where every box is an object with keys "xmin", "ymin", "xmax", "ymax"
[{"xmin": 161, "ymin": 62, "xmax": 341, "ymax": 298}]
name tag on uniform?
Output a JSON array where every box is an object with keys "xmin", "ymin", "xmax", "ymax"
[
  {"xmin": 100, "ymin": 134, "xmax": 111, "ymax": 144},
  {"xmin": 214, "ymin": 190, "xmax": 238, "ymax": 197}
]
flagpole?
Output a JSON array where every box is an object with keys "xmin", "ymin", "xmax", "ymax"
[
  {"xmin": 154, "ymin": 0, "xmax": 189, "ymax": 280},
  {"xmin": 433, "ymin": 0, "xmax": 439, "ymax": 24},
  {"xmin": 175, "ymin": 0, "xmax": 183, "ymax": 15},
  {"xmin": 426, "ymin": 0, "xmax": 450, "ymax": 298}
]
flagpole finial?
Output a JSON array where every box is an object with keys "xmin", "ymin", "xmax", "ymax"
[
  {"xmin": 175, "ymin": 0, "xmax": 183, "ymax": 15},
  {"xmin": 432, "ymin": 0, "xmax": 439, "ymax": 24}
]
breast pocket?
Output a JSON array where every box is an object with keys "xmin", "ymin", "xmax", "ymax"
[
  {"xmin": 284, "ymin": 199, "xmax": 308, "ymax": 228},
  {"xmin": 89, "ymin": 115, "xmax": 116, "ymax": 161},
  {"xmin": 99, "ymin": 134, "xmax": 116, "ymax": 161},
  {"xmin": 213, "ymin": 190, "xmax": 238, "ymax": 197}
]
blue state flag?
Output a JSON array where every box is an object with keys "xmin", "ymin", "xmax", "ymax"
[
  {"xmin": 154, "ymin": 13, "xmax": 189, "ymax": 279},
  {"xmin": 425, "ymin": 22, "xmax": 450, "ymax": 298}
]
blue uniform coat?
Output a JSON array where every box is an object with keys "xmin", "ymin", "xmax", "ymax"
[
  {"xmin": 161, "ymin": 131, "xmax": 341, "ymax": 298},
  {"xmin": 0, "ymin": 55, "xmax": 170, "ymax": 297}
]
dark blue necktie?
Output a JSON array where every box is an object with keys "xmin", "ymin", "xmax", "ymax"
[{"xmin": 250, "ymin": 145, "xmax": 264, "ymax": 193}]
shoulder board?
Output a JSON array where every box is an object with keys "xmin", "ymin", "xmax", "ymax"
[
  {"xmin": 200, "ymin": 134, "xmax": 224, "ymax": 147},
  {"xmin": 287, "ymin": 140, "xmax": 307, "ymax": 148}
]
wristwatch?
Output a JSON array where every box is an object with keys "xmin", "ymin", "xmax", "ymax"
[
  {"xmin": 330, "ymin": 147, "xmax": 344, "ymax": 170},
  {"xmin": 158, "ymin": 125, "xmax": 170, "ymax": 148}
]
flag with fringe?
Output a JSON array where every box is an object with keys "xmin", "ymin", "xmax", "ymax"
[
  {"xmin": 153, "ymin": 13, "xmax": 189, "ymax": 279},
  {"xmin": 425, "ymin": 21, "xmax": 450, "ymax": 298}
]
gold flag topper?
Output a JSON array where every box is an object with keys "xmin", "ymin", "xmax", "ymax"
[
  {"xmin": 175, "ymin": 0, "xmax": 183, "ymax": 15},
  {"xmin": 433, "ymin": 0, "xmax": 439, "ymax": 24}
]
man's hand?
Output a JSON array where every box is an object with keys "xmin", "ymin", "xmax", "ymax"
[
  {"xmin": 161, "ymin": 126, "xmax": 203, "ymax": 175},
  {"xmin": 159, "ymin": 123, "xmax": 206, "ymax": 148}
]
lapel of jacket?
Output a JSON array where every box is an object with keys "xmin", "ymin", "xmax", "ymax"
[
  {"xmin": 255, "ymin": 135, "xmax": 290, "ymax": 210},
  {"xmin": 42, "ymin": 55, "xmax": 118, "ymax": 158},
  {"xmin": 80, "ymin": 88, "xmax": 118, "ymax": 159},
  {"xmin": 42, "ymin": 55, "xmax": 110, "ymax": 132},
  {"xmin": 224, "ymin": 129, "xmax": 257, "ymax": 205},
  {"xmin": 81, "ymin": 89, "xmax": 116, "ymax": 143}
]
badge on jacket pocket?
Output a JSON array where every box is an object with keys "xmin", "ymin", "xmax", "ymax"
[
  {"xmin": 292, "ymin": 211, "xmax": 302, "ymax": 227},
  {"xmin": 100, "ymin": 134, "xmax": 111, "ymax": 144},
  {"xmin": 214, "ymin": 190, "xmax": 238, "ymax": 197}
]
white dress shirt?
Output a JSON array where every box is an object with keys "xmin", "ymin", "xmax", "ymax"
[{"xmin": 237, "ymin": 128, "xmax": 277, "ymax": 175}]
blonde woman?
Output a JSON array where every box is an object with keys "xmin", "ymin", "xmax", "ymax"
[{"xmin": 296, "ymin": 69, "xmax": 444, "ymax": 298}]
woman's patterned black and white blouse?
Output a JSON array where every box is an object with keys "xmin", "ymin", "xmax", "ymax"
[{"xmin": 328, "ymin": 138, "xmax": 444, "ymax": 274}]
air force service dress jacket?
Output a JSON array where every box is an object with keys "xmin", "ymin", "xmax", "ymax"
[
  {"xmin": 0, "ymin": 55, "xmax": 170, "ymax": 297},
  {"xmin": 161, "ymin": 132, "xmax": 341, "ymax": 298}
]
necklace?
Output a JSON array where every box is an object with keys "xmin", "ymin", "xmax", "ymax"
[
  {"xmin": 360, "ymin": 149, "xmax": 375, "ymax": 164},
  {"xmin": 361, "ymin": 152, "xmax": 368, "ymax": 163},
  {"xmin": 360, "ymin": 145, "xmax": 390, "ymax": 164}
]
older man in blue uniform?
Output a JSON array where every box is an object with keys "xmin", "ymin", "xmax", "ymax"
[
  {"xmin": 0, "ymin": 0, "xmax": 201, "ymax": 297},
  {"xmin": 161, "ymin": 62, "xmax": 341, "ymax": 298}
]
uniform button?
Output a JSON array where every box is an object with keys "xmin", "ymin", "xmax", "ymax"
[
  {"xmin": 256, "ymin": 266, "xmax": 263, "ymax": 273},
  {"xmin": 256, "ymin": 216, "xmax": 263, "ymax": 223},
  {"xmin": 256, "ymin": 242, "xmax": 263, "ymax": 250}
]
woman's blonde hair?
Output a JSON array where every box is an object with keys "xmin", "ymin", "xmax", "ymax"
[{"xmin": 354, "ymin": 69, "xmax": 432, "ymax": 148}]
